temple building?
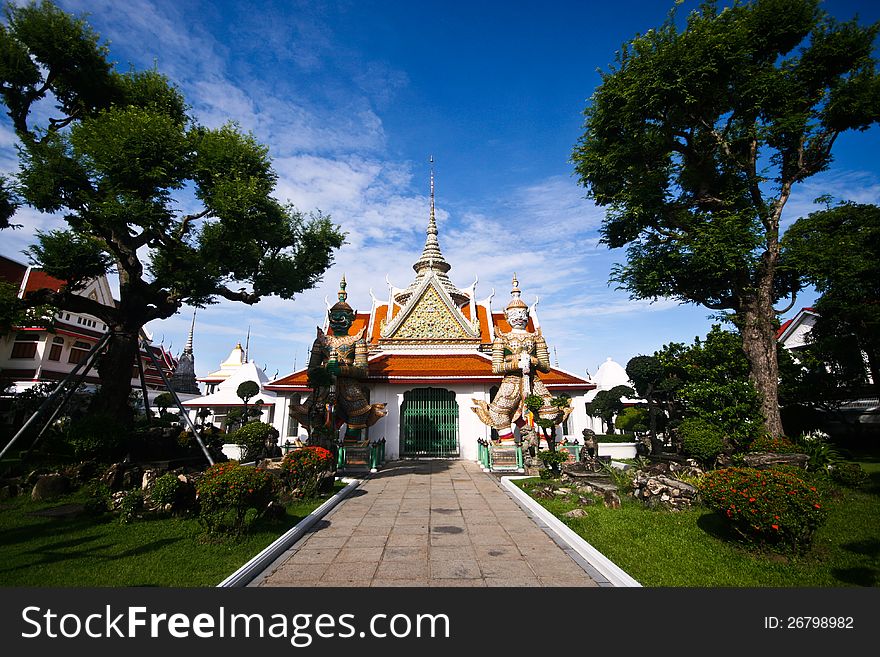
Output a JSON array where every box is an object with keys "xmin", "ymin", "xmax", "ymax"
[
  {"xmin": 265, "ymin": 172, "xmax": 596, "ymax": 461},
  {"xmin": 0, "ymin": 254, "xmax": 189, "ymax": 424}
]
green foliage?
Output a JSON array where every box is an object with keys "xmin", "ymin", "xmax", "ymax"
[
  {"xmin": 828, "ymin": 463, "xmax": 869, "ymax": 490},
  {"xmin": 280, "ymin": 446, "xmax": 335, "ymax": 499},
  {"xmin": 572, "ymin": 0, "xmax": 880, "ymax": 437},
  {"xmin": 236, "ymin": 380, "xmax": 260, "ymax": 404},
  {"xmin": 537, "ymin": 448, "xmax": 569, "ymax": 475},
  {"xmin": 793, "ymin": 430, "xmax": 840, "ymax": 472},
  {"xmin": 149, "ymin": 472, "xmax": 182, "ymax": 507},
  {"xmin": 196, "ymin": 461, "xmax": 278, "ymax": 537},
  {"xmin": 655, "ymin": 326, "xmax": 764, "ymax": 450},
  {"xmin": 81, "ymin": 480, "xmax": 111, "ymax": 515},
  {"xmin": 118, "ymin": 489, "xmax": 144, "ymax": 524},
  {"xmin": 0, "ymin": 1, "xmax": 345, "ymax": 425},
  {"xmin": 615, "ymin": 406, "xmax": 650, "ymax": 433},
  {"xmin": 153, "ymin": 392, "xmax": 174, "ymax": 414},
  {"xmin": 748, "ymin": 435, "xmax": 803, "ymax": 454},
  {"xmin": 523, "ymin": 394, "xmax": 544, "ymax": 412},
  {"xmin": 585, "ymin": 385, "xmax": 634, "ymax": 434},
  {"xmin": 64, "ymin": 412, "xmax": 126, "ymax": 459},
  {"xmin": 699, "ymin": 467, "xmax": 826, "ymax": 554},
  {"xmin": 230, "ymin": 421, "xmax": 278, "ymax": 463},
  {"xmin": 677, "ymin": 418, "xmax": 725, "ymax": 464},
  {"xmin": 25, "ymin": 229, "xmax": 112, "ymax": 291},
  {"xmin": 781, "ymin": 203, "xmax": 880, "ymax": 398}
]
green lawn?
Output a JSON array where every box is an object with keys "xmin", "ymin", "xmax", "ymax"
[
  {"xmin": 516, "ymin": 465, "xmax": 880, "ymax": 587},
  {"xmin": 0, "ymin": 483, "xmax": 345, "ymax": 587}
]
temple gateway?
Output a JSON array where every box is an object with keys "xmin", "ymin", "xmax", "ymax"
[{"xmin": 264, "ymin": 175, "xmax": 596, "ymax": 462}]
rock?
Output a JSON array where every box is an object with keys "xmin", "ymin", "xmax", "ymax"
[
  {"xmin": 31, "ymin": 474, "xmax": 71, "ymax": 501},
  {"xmin": 564, "ymin": 509, "xmax": 587, "ymax": 518},
  {"xmin": 631, "ymin": 470, "xmax": 698, "ymax": 510},
  {"xmin": 121, "ymin": 466, "xmax": 143, "ymax": 490},
  {"xmin": 101, "ymin": 463, "xmax": 125, "ymax": 491},
  {"xmin": 141, "ymin": 469, "xmax": 159, "ymax": 492},
  {"xmin": 110, "ymin": 491, "xmax": 127, "ymax": 510},
  {"xmin": 742, "ymin": 452, "xmax": 809, "ymax": 470}
]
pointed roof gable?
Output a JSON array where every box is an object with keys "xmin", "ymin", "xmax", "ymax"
[{"xmin": 379, "ymin": 269, "xmax": 480, "ymax": 345}]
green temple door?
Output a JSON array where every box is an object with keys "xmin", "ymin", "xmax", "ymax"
[{"xmin": 401, "ymin": 388, "xmax": 459, "ymax": 457}]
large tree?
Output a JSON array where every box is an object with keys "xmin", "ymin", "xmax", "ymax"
[
  {"xmin": 0, "ymin": 1, "xmax": 345, "ymax": 424},
  {"xmin": 571, "ymin": 0, "xmax": 880, "ymax": 436},
  {"xmin": 781, "ymin": 202, "xmax": 880, "ymax": 398}
]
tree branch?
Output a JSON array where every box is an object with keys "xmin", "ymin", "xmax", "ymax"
[
  {"xmin": 21, "ymin": 287, "xmax": 116, "ymax": 324},
  {"xmin": 774, "ymin": 288, "xmax": 798, "ymax": 315},
  {"xmin": 216, "ymin": 285, "xmax": 261, "ymax": 305},
  {"xmin": 177, "ymin": 208, "xmax": 210, "ymax": 239}
]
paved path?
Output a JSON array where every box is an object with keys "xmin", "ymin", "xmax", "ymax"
[{"xmin": 255, "ymin": 460, "xmax": 599, "ymax": 587}]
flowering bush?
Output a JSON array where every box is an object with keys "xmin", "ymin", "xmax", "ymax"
[
  {"xmin": 748, "ymin": 435, "xmax": 803, "ymax": 454},
  {"xmin": 280, "ymin": 446, "xmax": 335, "ymax": 498},
  {"xmin": 698, "ymin": 467, "xmax": 826, "ymax": 553},
  {"xmin": 196, "ymin": 461, "xmax": 278, "ymax": 536}
]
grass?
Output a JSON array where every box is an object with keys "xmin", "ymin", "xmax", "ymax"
[
  {"xmin": 0, "ymin": 481, "xmax": 346, "ymax": 587},
  {"xmin": 516, "ymin": 458, "xmax": 880, "ymax": 587}
]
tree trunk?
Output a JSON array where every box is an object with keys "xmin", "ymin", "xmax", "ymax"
[
  {"xmin": 89, "ymin": 326, "xmax": 139, "ymax": 427},
  {"xmin": 740, "ymin": 299, "xmax": 785, "ymax": 437}
]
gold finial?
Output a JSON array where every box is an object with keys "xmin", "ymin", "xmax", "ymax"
[
  {"xmin": 507, "ymin": 273, "xmax": 527, "ymax": 310},
  {"xmin": 429, "ymin": 155, "xmax": 435, "ymax": 224}
]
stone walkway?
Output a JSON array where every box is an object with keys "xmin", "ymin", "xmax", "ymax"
[{"xmin": 255, "ymin": 460, "xmax": 599, "ymax": 587}]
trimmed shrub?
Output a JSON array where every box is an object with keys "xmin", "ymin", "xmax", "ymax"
[
  {"xmin": 537, "ymin": 448, "xmax": 569, "ymax": 475},
  {"xmin": 118, "ymin": 489, "xmax": 144, "ymax": 524},
  {"xmin": 829, "ymin": 463, "xmax": 869, "ymax": 489},
  {"xmin": 82, "ymin": 480, "xmax": 112, "ymax": 515},
  {"xmin": 698, "ymin": 467, "xmax": 826, "ymax": 553},
  {"xmin": 231, "ymin": 422, "xmax": 278, "ymax": 463},
  {"xmin": 280, "ymin": 446, "xmax": 335, "ymax": 499},
  {"xmin": 678, "ymin": 418, "xmax": 725, "ymax": 463},
  {"xmin": 748, "ymin": 435, "xmax": 803, "ymax": 454},
  {"xmin": 196, "ymin": 461, "xmax": 278, "ymax": 536},
  {"xmin": 149, "ymin": 472, "xmax": 182, "ymax": 507}
]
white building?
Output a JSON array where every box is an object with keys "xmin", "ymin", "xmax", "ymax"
[{"xmin": 263, "ymin": 180, "xmax": 596, "ymax": 462}]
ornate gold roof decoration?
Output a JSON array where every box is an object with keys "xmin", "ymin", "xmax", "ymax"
[{"xmin": 395, "ymin": 158, "xmax": 469, "ymax": 307}]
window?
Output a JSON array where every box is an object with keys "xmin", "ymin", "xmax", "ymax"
[
  {"xmin": 68, "ymin": 341, "xmax": 91, "ymax": 364},
  {"xmin": 47, "ymin": 337, "xmax": 64, "ymax": 361},
  {"xmin": 10, "ymin": 333, "xmax": 38, "ymax": 359}
]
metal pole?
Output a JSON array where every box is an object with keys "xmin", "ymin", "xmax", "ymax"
[
  {"xmin": 27, "ymin": 335, "xmax": 109, "ymax": 452},
  {"xmin": 140, "ymin": 340, "xmax": 214, "ymax": 466},
  {"xmin": 0, "ymin": 332, "xmax": 111, "ymax": 461},
  {"xmin": 136, "ymin": 352, "xmax": 152, "ymax": 422}
]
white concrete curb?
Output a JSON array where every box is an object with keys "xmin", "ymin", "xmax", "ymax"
[
  {"xmin": 502, "ymin": 476, "xmax": 642, "ymax": 588},
  {"xmin": 217, "ymin": 477, "xmax": 362, "ymax": 588}
]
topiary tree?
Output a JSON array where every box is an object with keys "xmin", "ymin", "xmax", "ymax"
[
  {"xmin": 0, "ymin": 1, "xmax": 345, "ymax": 427},
  {"xmin": 153, "ymin": 392, "xmax": 174, "ymax": 419},
  {"xmin": 585, "ymin": 385, "xmax": 634, "ymax": 434}
]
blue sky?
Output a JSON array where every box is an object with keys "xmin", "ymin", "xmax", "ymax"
[{"xmin": 1, "ymin": 0, "xmax": 879, "ymax": 382}]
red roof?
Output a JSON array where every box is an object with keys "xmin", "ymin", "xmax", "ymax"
[
  {"xmin": 267, "ymin": 353, "xmax": 593, "ymax": 390},
  {"xmin": 777, "ymin": 307, "xmax": 816, "ymax": 340}
]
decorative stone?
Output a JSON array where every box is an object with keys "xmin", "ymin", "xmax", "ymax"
[
  {"xmin": 564, "ymin": 509, "xmax": 587, "ymax": 518},
  {"xmin": 141, "ymin": 469, "xmax": 159, "ymax": 492},
  {"xmin": 742, "ymin": 452, "xmax": 809, "ymax": 470},
  {"xmin": 101, "ymin": 463, "xmax": 124, "ymax": 491},
  {"xmin": 631, "ymin": 470, "xmax": 698, "ymax": 510},
  {"xmin": 31, "ymin": 474, "xmax": 71, "ymax": 501}
]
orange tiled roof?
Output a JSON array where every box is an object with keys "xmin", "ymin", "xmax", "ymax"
[
  {"xmin": 24, "ymin": 270, "xmax": 67, "ymax": 294},
  {"xmin": 369, "ymin": 304, "xmax": 388, "ymax": 343},
  {"xmin": 267, "ymin": 353, "xmax": 593, "ymax": 390}
]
